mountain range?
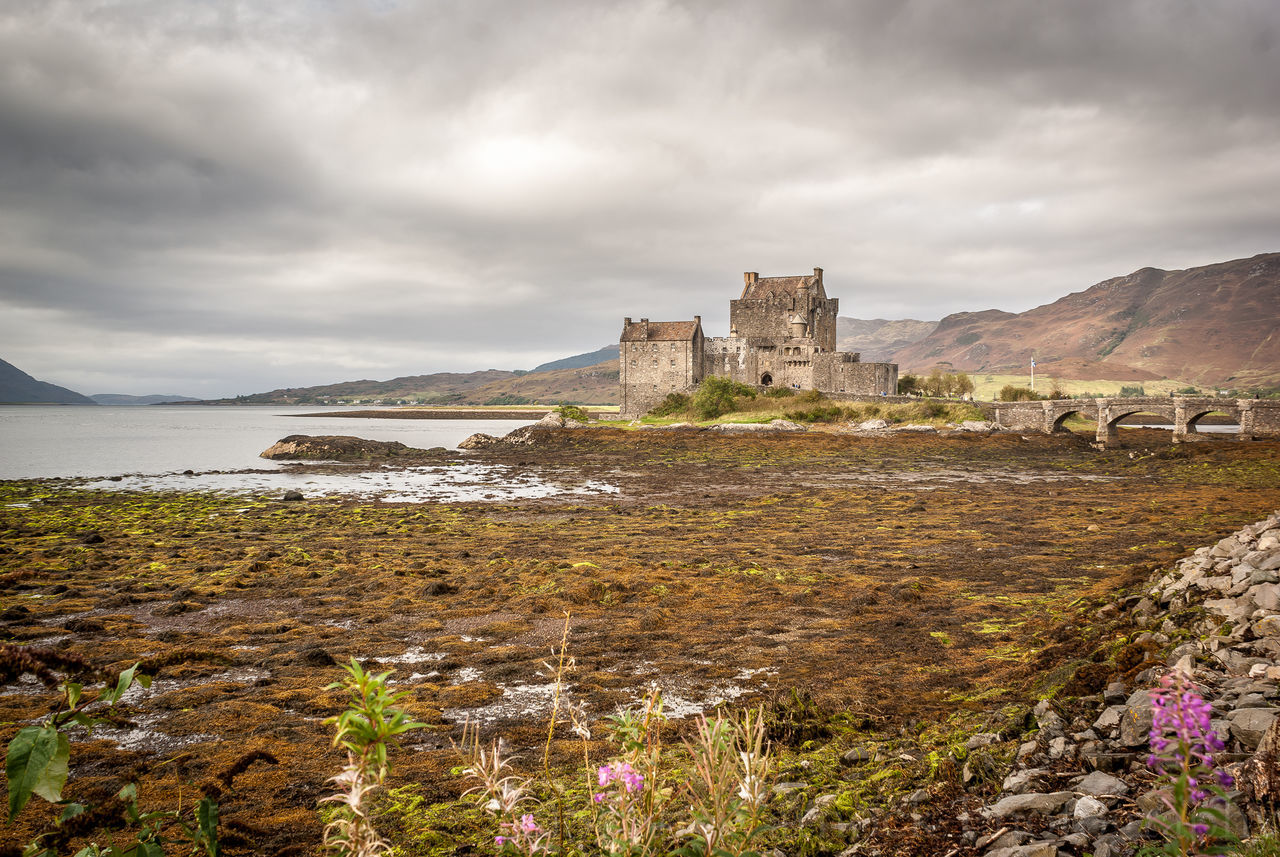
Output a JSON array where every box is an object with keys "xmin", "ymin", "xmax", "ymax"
[
  {"xmin": 890, "ymin": 252, "xmax": 1280, "ymax": 387},
  {"xmin": 2, "ymin": 252, "xmax": 1275, "ymax": 405}
]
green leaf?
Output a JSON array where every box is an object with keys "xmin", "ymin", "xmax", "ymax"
[
  {"xmin": 104, "ymin": 664, "xmax": 141, "ymax": 706},
  {"xmin": 196, "ymin": 797, "xmax": 221, "ymax": 856},
  {"xmin": 60, "ymin": 801, "xmax": 87, "ymax": 823},
  {"xmin": 6, "ymin": 725, "xmax": 69, "ymax": 819}
]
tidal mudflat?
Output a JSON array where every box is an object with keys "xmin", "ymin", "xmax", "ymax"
[{"xmin": 2, "ymin": 428, "xmax": 1278, "ymax": 854}]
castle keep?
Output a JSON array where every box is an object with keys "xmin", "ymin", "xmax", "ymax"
[{"xmin": 620, "ymin": 268, "xmax": 898, "ymax": 417}]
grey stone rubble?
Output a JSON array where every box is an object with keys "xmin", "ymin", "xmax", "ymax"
[{"xmin": 819, "ymin": 510, "xmax": 1280, "ymax": 857}]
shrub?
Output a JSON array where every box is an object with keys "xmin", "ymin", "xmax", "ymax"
[
  {"xmin": 691, "ymin": 377, "xmax": 756, "ymax": 420},
  {"xmin": 795, "ymin": 389, "xmax": 822, "ymax": 404},
  {"xmin": 897, "ymin": 374, "xmax": 920, "ymax": 395},
  {"xmin": 783, "ymin": 405, "xmax": 848, "ymax": 423},
  {"xmin": 998, "ymin": 385, "xmax": 1042, "ymax": 402},
  {"xmin": 1120, "ymin": 384, "xmax": 1147, "ymax": 397},
  {"xmin": 647, "ymin": 393, "xmax": 690, "ymax": 417},
  {"xmin": 556, "ymin": 405, "xmax": 590, "ymax": 422}
]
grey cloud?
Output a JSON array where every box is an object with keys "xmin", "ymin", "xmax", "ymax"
[{"xmin": 1, "ymin": 0, "xmax": 1277, "ymax": 396}]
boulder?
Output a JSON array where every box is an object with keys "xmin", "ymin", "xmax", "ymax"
[
  {"xmin": 259, "ymin": 434, "xmax": 441, "ymax": 461},
  {"xmin": 1073, "ymin": 795, "xmax": 1107, "ymax": 818},
  {"xmin": 1118, "ymin": 693, "xmax": 1155, "ymax": 747},
  {"xmin": 981, "ymin": 791, "xmax": 1074, "ymax": 819},
  {"xmin": 857, "ymin": 418, "xmax": 890, "ymax": 431},
  {"xmin": 458, "ymin": 433, "xmax": 499, "ymax": 449},
  {"xmin": 1075, "ymin": 770, "xmax": 1130, "ymax": 797},
  {"xmin": 1228, "ymin": 707, "xmax": 1279, "ymax": 749}
]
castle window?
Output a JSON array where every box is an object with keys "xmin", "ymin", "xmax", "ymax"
[
  {"xmin": 652, "ymin": 344, "xmax": 658, "ymax": 351},
  {"xmin": 670, "ymin": 359, "xmax": 676, "ymax": 366},
  {"xmin": 652, "ymin": 359, "xmax": 658, "ymax": 366},
  {"xmin": 630, "ymin": 359, "xmax": 637, "ymax": 366}
]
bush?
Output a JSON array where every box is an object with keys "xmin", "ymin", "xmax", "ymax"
[
  {"xmin": 556, "ymin": 405, "xmax": 590, "ymax": 422},
  {"xmin": 1120, "ymin": 384, "xmax": 1146, "ymax": 397},
  {"xmin": 783, "ymin": 405, "xmax": 848, "ymax": 423},
  {"xmin": 897, "ymin": 374, "xmax": 920, "ymax": 395},
  {"xmin": 998, "ymin": 385, "xmax": 1042, "ymax": 402},
  {"xmin": 647, "ymin": 393, "xmax": 690, "ymax": 417},
  {"xmin": 691, "ymin": 377, "xmax": 756, "ymax": 420}
]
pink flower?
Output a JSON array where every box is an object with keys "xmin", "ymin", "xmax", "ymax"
[
  {"xmin": 598, "ymin": 764, "xmax": 612, "ymax": 787},
  {"xmin": 519, "ymin": 814, "xmax": 540, "ymax": 833}
]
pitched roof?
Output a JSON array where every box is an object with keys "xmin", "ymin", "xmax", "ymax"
[
  {"xmin": 740, "ymin": 274, "xmax": 824, "ymax": 301},
  {"xmin": 620, "ymin": 319, "xmax": 701, "ymax": 342}
]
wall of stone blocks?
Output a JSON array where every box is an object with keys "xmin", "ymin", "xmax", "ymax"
[
  {"xmin": 703, "ymin": 337, "xmax": 754, "ymax": 385},
  {"xmin": 811, "ymin": 357, "xmax": 897, "ymax": 396},
  {"xmin": 729, "ymin": 296, "xmax": 839, "ymax": 351},
  {"xmin": 620, "ymin": 336, "xmax": 704, "ymax": 417}
]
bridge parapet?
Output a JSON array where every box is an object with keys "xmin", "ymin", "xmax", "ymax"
[{"xmin": 991, "ymin": 396, "xmax": 1280, "ymax": 447}]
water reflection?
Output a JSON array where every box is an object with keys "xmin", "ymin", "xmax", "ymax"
[{"xmin": 77, "ymin": 463, "xmax": 619, "ymax": 503}]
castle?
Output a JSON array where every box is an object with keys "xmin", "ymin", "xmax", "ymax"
[{"xmin": 620, "ymin": 268, "xmax": 898, "ymax": 417}]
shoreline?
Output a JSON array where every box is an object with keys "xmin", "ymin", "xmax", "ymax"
[{"xmin": 290, "ymin": 407, "xmax": 615, "ymax": 420}]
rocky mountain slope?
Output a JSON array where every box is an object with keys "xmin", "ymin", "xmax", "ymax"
[
  {"xmin": 836, "ymin": 318, "xmax": 938, "ymax": 362},
  {"xmin": 0, "ymin": 357, "xmax": 95, "ymax": 404},
  {"xmin": 890, "ymin": 253, "xmax": 1280, "ymax": 388}
]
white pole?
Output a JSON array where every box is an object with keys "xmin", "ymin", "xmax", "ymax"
[{"xmin": 1031, "ymin": 358, "xmax": 1036, "ymax": 393}]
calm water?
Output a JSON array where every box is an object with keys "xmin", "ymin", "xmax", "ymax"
[{"xmin": 0, "ymin": 406, "xmax": 620, "ymax": 501}]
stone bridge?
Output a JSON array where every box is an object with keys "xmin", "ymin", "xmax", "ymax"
[{"xmin": 990, "ymin": 396, "xmax": 1280, "ymax": 448}]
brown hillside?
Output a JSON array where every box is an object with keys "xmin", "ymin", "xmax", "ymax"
[
  {"xmin": 836, "ymin": 318, "xmax": 938, "ymax": 362},
  {"xmin": 892, "ymin": 252, "xmax": 1280, "ymax": 387}
]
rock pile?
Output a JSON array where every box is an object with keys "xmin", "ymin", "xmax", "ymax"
[
  {"xmin": 940, "ymin": 511, "xmax": 1280, "ymax": 856},
  {"xmin": 814, "ymin": 512, "xmax": 1280, "ymax": 857}
]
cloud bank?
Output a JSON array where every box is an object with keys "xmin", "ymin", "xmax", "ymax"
[{"xmin": 1, "ymin": 0, "xmax": 1277, "ymax": 396}]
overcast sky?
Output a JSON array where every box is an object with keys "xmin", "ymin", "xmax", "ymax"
[{"xmin": 2, "ymin": 0, "xmax": 1278, "ymax": 397}]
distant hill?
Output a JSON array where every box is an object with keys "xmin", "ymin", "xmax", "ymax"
[
  {"xmin": 90, "ymin": 394, "xmax": 203, "ymax": 405},
  {"xmin": 0, "ymin": 358, "xmax": 95, "ymax": 404},
  {"xmin": 214, "ymin": 361, "xmax": 620, "ymax": 406},
  {"xmin": 836, "ymin": 318, "xmax": 937, "ymax": 362},
  {"xmin": 532, "ymin": 345, "xmax": 618, "ymax": 372},
  {"xmin": 890, "ymin": 252, "xmax": 1280, "ymax": 388}
]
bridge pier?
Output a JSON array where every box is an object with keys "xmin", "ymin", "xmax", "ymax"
[
  {"xmin": 1095, "ymin": 400, "xmax": 1121, "ymax": 449},
  {"xmin": 1172, "ymin": 401, "xmax": 1189, "ymax": 443},
  {"xmin": 1239, "ymin": 401, "xmax": 1256, "ymax": 442}
]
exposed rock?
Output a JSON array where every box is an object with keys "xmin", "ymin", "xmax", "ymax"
[
  {"xmin": 260, "ymin": 434, "xmax": 443, "ymax": 461},
  {"xmin": 1074, "ymin": 770, "xmax": 1130, "ymax": 797},
  {"xmin": 1228, "ymin": 707, "xmax": 1279, "ymax": 749},
  {"xmin": 981, "ymin": 791, "xmax": 1074, "ymax": 819},
  {"xmin": 458, "ymin": 432, "xmax": 499, "ymax": 449},
  {"xmin": 1073, "ymin": 796, "xmax": 1107, "ymax": 819},
  {"xmin": 856, "ymin": 418, "xmax": 890, "ymax": 431},
  {"xmin": 281, "ymin": 491, "xmax": 304, "ymax": 501}
]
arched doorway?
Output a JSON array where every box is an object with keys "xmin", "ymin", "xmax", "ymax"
[{"xmin": 760, "ymin": 373, "xmax": 773, "ymax": 387}]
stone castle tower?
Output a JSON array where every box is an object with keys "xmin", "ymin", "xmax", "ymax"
[{"xmin": 620, "ymin": 268, "xmax": 897, "ymax": 417}]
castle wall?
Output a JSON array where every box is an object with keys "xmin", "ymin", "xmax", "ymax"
[
  {"xmin": 620, "ymin": 332, "xmax": 704, "ymax": 417},
  {"xmin": 729, "ymin": 295, "xmax": 839, "ymax": 351},
  {"xmin": 811, "ymin": 354, "xmax": 897, "ymax": 396},
  {"xmin": 703, "ymin": 337, "xmax": 754, "ymax": 385}
]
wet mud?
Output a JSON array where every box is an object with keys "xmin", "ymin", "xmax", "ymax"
[{"xmin": 2, "ymin": 428, "xmax": 1278, "ymax": 854}]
